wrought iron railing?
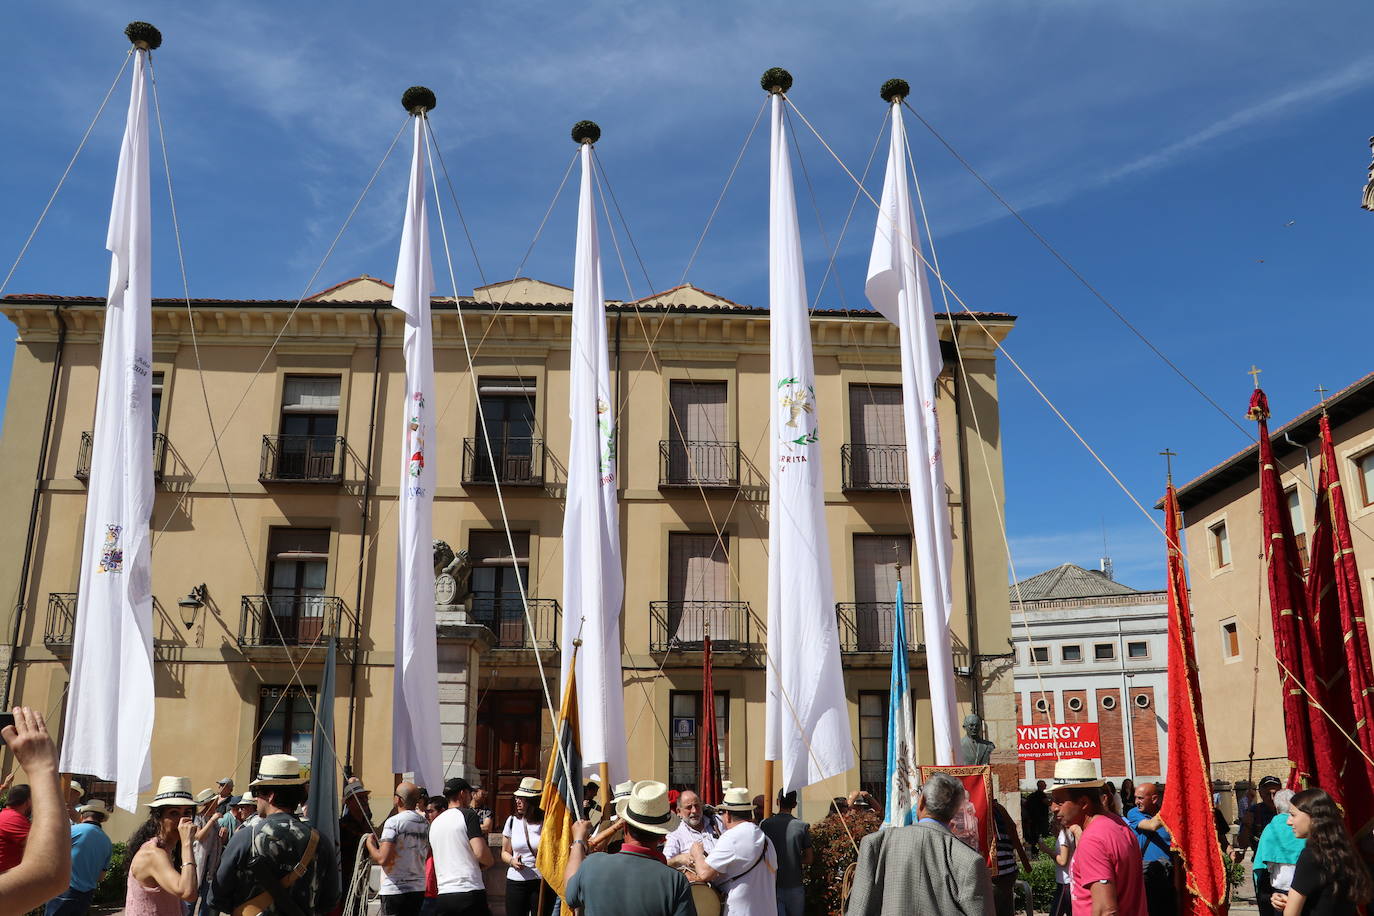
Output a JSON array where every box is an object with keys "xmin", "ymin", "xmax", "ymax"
[
  {"xmin": 462, "ymin": 437, "xmax": 545, "ymax": 486},
  {"xmin": 468, "ymin": 595, "xmax": 560, "ymax": 650},
  {"xmin": 75, "ymin": 431, "xmax": 169, "ymax": 482},
  {"xmin": 835, "ymin": 601, "xmax": 924, "ymax": 653},
  {"xmin": 840, "ymin": 443, "xmax": 908, "ymax": 490},
  {"xmin": 43, "ymin": 593, "xmax": 77, "ymax": 647},
  {"xmin": 649, "ymin": 600, "xmax": 751, "ymax": 652},
  {"xmin": 259, "ymin": 435, "xmax": 345, "ymax": 483},
  {"xmin": 658, "ymin": 440, "xmax": 740, "ymax": 488},
  {"xmin": 239, "ymin": 594, "xmax": 349, "ymax": 647}
]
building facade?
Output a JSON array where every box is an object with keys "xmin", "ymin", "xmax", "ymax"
[
  {"xmin": 0, "ymin": 275, "xmax": 1017, "ymax": 834},
  {"xmin": 1174, "ymin": 372, "xmax": 1374, "ymax": 783},
  {"xmin": 1010, "ymin": 563, "xmax": 1169, "ymax": 788}
]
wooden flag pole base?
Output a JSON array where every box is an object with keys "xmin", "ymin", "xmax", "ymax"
[{"xmin": 763, "ymin": 759, "xmax": 774, "ymax": 818}]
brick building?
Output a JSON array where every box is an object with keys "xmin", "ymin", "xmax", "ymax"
[{"xmin": 1010, "ymin": 563, "xmax": 1168, "ymax": 787}]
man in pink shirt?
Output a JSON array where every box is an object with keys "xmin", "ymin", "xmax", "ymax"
[{"xmin": 1049, "ymin": 760, "xmax": 1146, "ymax": 916}]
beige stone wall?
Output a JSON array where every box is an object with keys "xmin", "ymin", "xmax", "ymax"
[{"xmin": 0, "ymin": 294, "xmax": 1014, "ymax": 834}]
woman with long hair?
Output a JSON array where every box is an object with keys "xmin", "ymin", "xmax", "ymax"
[
  {"xmin": 1119, "ymin": 779, "xmax": 1136, "ymax": 815},
  {"xmin": 501, "ymin": 778, "xmax": 553, "ymax": 916},
  {"xmin": 125, "ymin": 778, "xmax": 200, "ymax": 916},
  {"xmin": 1271, "ymin": 788, "xmax": 1372, "ymax": 915}
]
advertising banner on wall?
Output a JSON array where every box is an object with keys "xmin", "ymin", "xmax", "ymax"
[{"xmin": 1016, "ymin": 723, "xmax": 1102, "ymax": 760}]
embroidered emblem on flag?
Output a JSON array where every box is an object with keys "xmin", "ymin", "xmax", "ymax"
[{"xmin": 98, "ymin": 524, "xmax": 124, "ymax": 573}]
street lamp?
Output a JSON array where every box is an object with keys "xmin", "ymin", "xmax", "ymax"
[{"xmin": 177, "ymin": 584, "xmax": 207, "ymax": 629}]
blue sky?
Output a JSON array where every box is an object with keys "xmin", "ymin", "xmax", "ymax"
[{"xmin": 1, "ymin": 0, "xmax": 1371, "ymax": 588}]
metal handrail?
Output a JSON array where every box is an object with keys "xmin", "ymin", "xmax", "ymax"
[
  {"xmin": 468, "ymin": 595, "xmax": 560, "ymax": 650},
  {"xmin": 649, "ymin": 600, "xmax": 751, "ymax": 652},
  {"xmin": 75, "ymin": 431, "xmax": 169, "ymax": 482},
  {"xmin": 461, "ymin": 437, "xmax": 545, "ymax": 486},
  {"xmin": 840, "ymin": 443, "xmax": 908, "ymax": 490},
  {"xmin": 259, "ymin": 435, "xmax": 346, "ymax": 483},
  {"xmin": 835, "ymin": 601, "xmax": 924, "ymax": 653},
  {"xmin": 239, "ymin": 594, "xmax": 348, "ymax": 647},
  {"xmin": 658, "ymin": 440, "xmax": 740, "ymax": 488}
]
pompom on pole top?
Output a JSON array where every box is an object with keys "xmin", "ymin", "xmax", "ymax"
[
  {"xmin": 401, "ymin": 86, "xmax": 437, "ymax": 117},
  {"xmin": 571, "ymin": 120, "xmax": 601, "ymax": 146},
  {"xmin": 124, "ymin": 21, "xmax": 162, "ymax": 51},
  {"xmin": 760, "ymin": 67, "xmax": 793, "ymax": 95},
  {"xmin": 880, "ymin": 78, "xmax": 910, "ymax": 104}
]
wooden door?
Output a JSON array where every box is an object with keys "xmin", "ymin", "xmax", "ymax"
[{"xmin": 475, "ymin": 691, "xmax": 543, "ymax": 827}]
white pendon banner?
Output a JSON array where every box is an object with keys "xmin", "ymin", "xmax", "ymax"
[
  {"xmin": 390, "ymin": 114, "xmax": 443, "ymax": 792},
  {"xmin": 865, "ymin": 103, "xmax": 961, "ymax": 764},
  {"xmin": 61, "ymin": 48, "xmax": 156, "ymax": 811},
  {"xmin": 763, "ymin": 91, "xmax": 856, "ymax": 790},
  {"xmin": 560, "ymin": 141, "xmax": 627, "ymax": 784}
]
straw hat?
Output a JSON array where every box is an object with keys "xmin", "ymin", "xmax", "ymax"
[
  {"xmin": 148, "ymin": 776, "xmax": 195, "ymax": 808},
  {"xmin": 513, "ymin": 777, "xmax": 543, "ymax": 799},
  {"xmin": 249, "ymin": 754, "xmax": 308, "ymax": 788},
  {"xmin": 234, "ymin": 791, "xmax": 258, "ymax": 807},
  {"xmin": 615, "ymin": 780, "xmax": 681, "ymax": 835},
  {"xmin": 612, "ymin": 780, "xmax": 634, "ymax": 801},
  {"xmin": 77, "ymin": 799, "xmax": 110, "ymax": 819},
  {"xmin": 717, "ymin": 786, "xmax": 755, "ymax": 813},
  {"xmin": 194, "ymin": 788, "xmax": 219, "ymax": 806},
  {"xmin": 342, "ymin": 778, "xmax": 369, "ymax": 800},
  {"xmin": 1051, "ymin": 758, "xmax": 1105, "ymax": 789}
]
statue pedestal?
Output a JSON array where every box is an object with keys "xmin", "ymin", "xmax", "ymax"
[{"xmin": 435, "ymin": 603, "xmax": 492, "ymax": 785}]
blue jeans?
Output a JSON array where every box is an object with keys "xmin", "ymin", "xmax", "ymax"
[
  {"xmin": 776, "ymin": 885, "xmax": 805, "ymax": 916},
  {"xmin": 45, "ymin": 888, "xmax": 94, "ymax": 916}
]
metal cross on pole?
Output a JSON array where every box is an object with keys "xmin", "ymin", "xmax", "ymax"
[
  {"xmin": 1159, "ymin": 448, "xmax": 1177, "ymax": 483},
  {"xmin": 1247, "ymin": 365, "xmax": 1263, "ymax": 389}
]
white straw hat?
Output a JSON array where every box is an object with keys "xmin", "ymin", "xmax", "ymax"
[
  {"xmin": 148, "ymin": 776, "xmax": 195, "ymax": 808},
  {"xmin": 250, "ymin": 754, "xmax": 308, "ymax": 788},
  {"xmin": 612, "ymin": 780, "xmax": 634, "ymax": 800},
  {"xmin": 717, "ymin": 786, "xmax": 755, "ymax": 813},
  {"xmin": 77, "ymin": 799, "xmax": 110, "ymax": 818},
  {"xmin": 1051, "ymin": 758, "xmax": 1105, "ymax": 789},
  {"xmin": 615, "ymin": 780, "xmax": 681, "ymax": 835},
  {"xmin": 513, "ymin": 777, "xmax": 543, "ymax": 799}
]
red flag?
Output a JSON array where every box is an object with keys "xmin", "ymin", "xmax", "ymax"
[
  {"xmin": 1304, "ymin": 415, "xmax": 1374, "ymax": 834},
  {"xmin": 1250, "ymin": 388, "xmax": 1339, "ymax": 789},
  {"xmin": 1159, "ymin": 483, "xmax": 1229, "ymax": 915},
  {"xmin": 699, "ymin": 634, "xmax": 723, "ymax": 806}
]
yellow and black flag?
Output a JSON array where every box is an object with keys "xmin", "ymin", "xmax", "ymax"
[{"xmin": 535, "ymin": 665, "xmax": 582, "ymax": 898}]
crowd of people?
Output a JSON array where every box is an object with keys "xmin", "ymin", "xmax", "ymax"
[
  {"xmin": 1012, "ymin": 763, "xmax": 1373, "ymax": 916},
  {"xmin": 4, "ymin": 706, "xmax": 1373, "ymax": 916}
]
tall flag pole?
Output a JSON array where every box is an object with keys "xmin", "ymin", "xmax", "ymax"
[
  {"xmin": 536, "ymin": 644, "xmax": 583, "ymax": 901},
  {"xmin": 1158, "ymin": 471, "xmax": 1228, "ymax": 916},
  {"xmin": 561, "ymin": 121, "xmax": 628, "ymax": 786},
  {"xmin": 390, "ymin": 87, "xmax": 442, "ymax": 792},
  {"xmin": 1248, "ymin": 383, "xmax": 1338, "ymax": 790},
  {"xmin": 700, "ymin": 620, "xmax": 723, "ymax": 807},
  {"xmin": 307, "ymin": 636, "xmax": 340, "ymax": 857},
  {"xmin": 762, "ymin": 68, "xmax": 855, "ymax": 791},
  {"xmin": 1304, "ymin": 412, "xmax": 1374, "ymax": 834},
  {"xmin": 865, "ymin": 79, "xmax": 960, "ymax": 763},
  {"xmin": 883, "ymin": 566, "xmax": 918, "ymax": 827},
  {"xmin": 60, "ymin": 23, "xmax": 161, "ymax": 811}
]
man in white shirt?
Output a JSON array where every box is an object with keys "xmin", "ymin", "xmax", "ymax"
[
  {"xmin": 429, "ymin": 777, "xmax": 493, "ymax": 916},
  {"xmin": 365, "ymin": 781, "xmax": 430, "ymax": 916},
  {"xmin": 663, "ymin": 791, "xmax": 722, "ymax": 868},
  {"xmin": 690, "ymin": 787, "xmax": 777, "ymax": 916}
]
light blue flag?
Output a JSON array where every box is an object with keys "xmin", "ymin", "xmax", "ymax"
[{"xmin": 884, "ymin": 579, "xmax": 918, "ymax": 826}]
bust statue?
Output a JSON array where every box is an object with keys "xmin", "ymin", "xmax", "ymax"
[{"xmin": 960, "ymin": 713, "xmax": 995, "ymax": 765}]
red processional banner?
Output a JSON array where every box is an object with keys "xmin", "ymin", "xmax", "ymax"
[
  {"xmin": 918, "ymin": 764, "xmax": 994, "ymax": 868},
  {"xmin": 1016, "ymin": 723, "xmax": 1101, "ymax": 760}
]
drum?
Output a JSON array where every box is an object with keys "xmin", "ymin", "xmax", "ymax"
[{"xmin": 689, "ymin": 881, "xmax": 724, "ymax": 916}]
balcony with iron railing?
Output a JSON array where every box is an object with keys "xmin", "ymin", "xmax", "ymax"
[
  {"xmin": 658, "ymin": 440, "xmax": 740, "ymax": 489},
  {"xmin": 468, "ymin": 595, "xmax": 560, "ymax": 650},
  {"xmin": 45, "ymin": 592, "xmax": 184, "ymax": 655},
  {"xmin": 238, "ymin": 594, "xmax": 351, "ymax": 649},
  {"xmin": 462, "ymin": 438, "xmax": 545, "ymax": 487},
  {"xmin": 259, "ymin": 435, "xmax": 346, "ymax": 483},
  {"xmin": 649, "ymin": 600, "xmax": 752, "ymax": 652},
  {"xmin": 75, "ymin": 431, "xmax": 169, "ymax": 483},
  {"xmin": 840, "ymin": 443, "xmax": 908, "ymax": 491},
  {"xmin": 835, "ymin": 601, "xmax": 924, "ymax": 654}
]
